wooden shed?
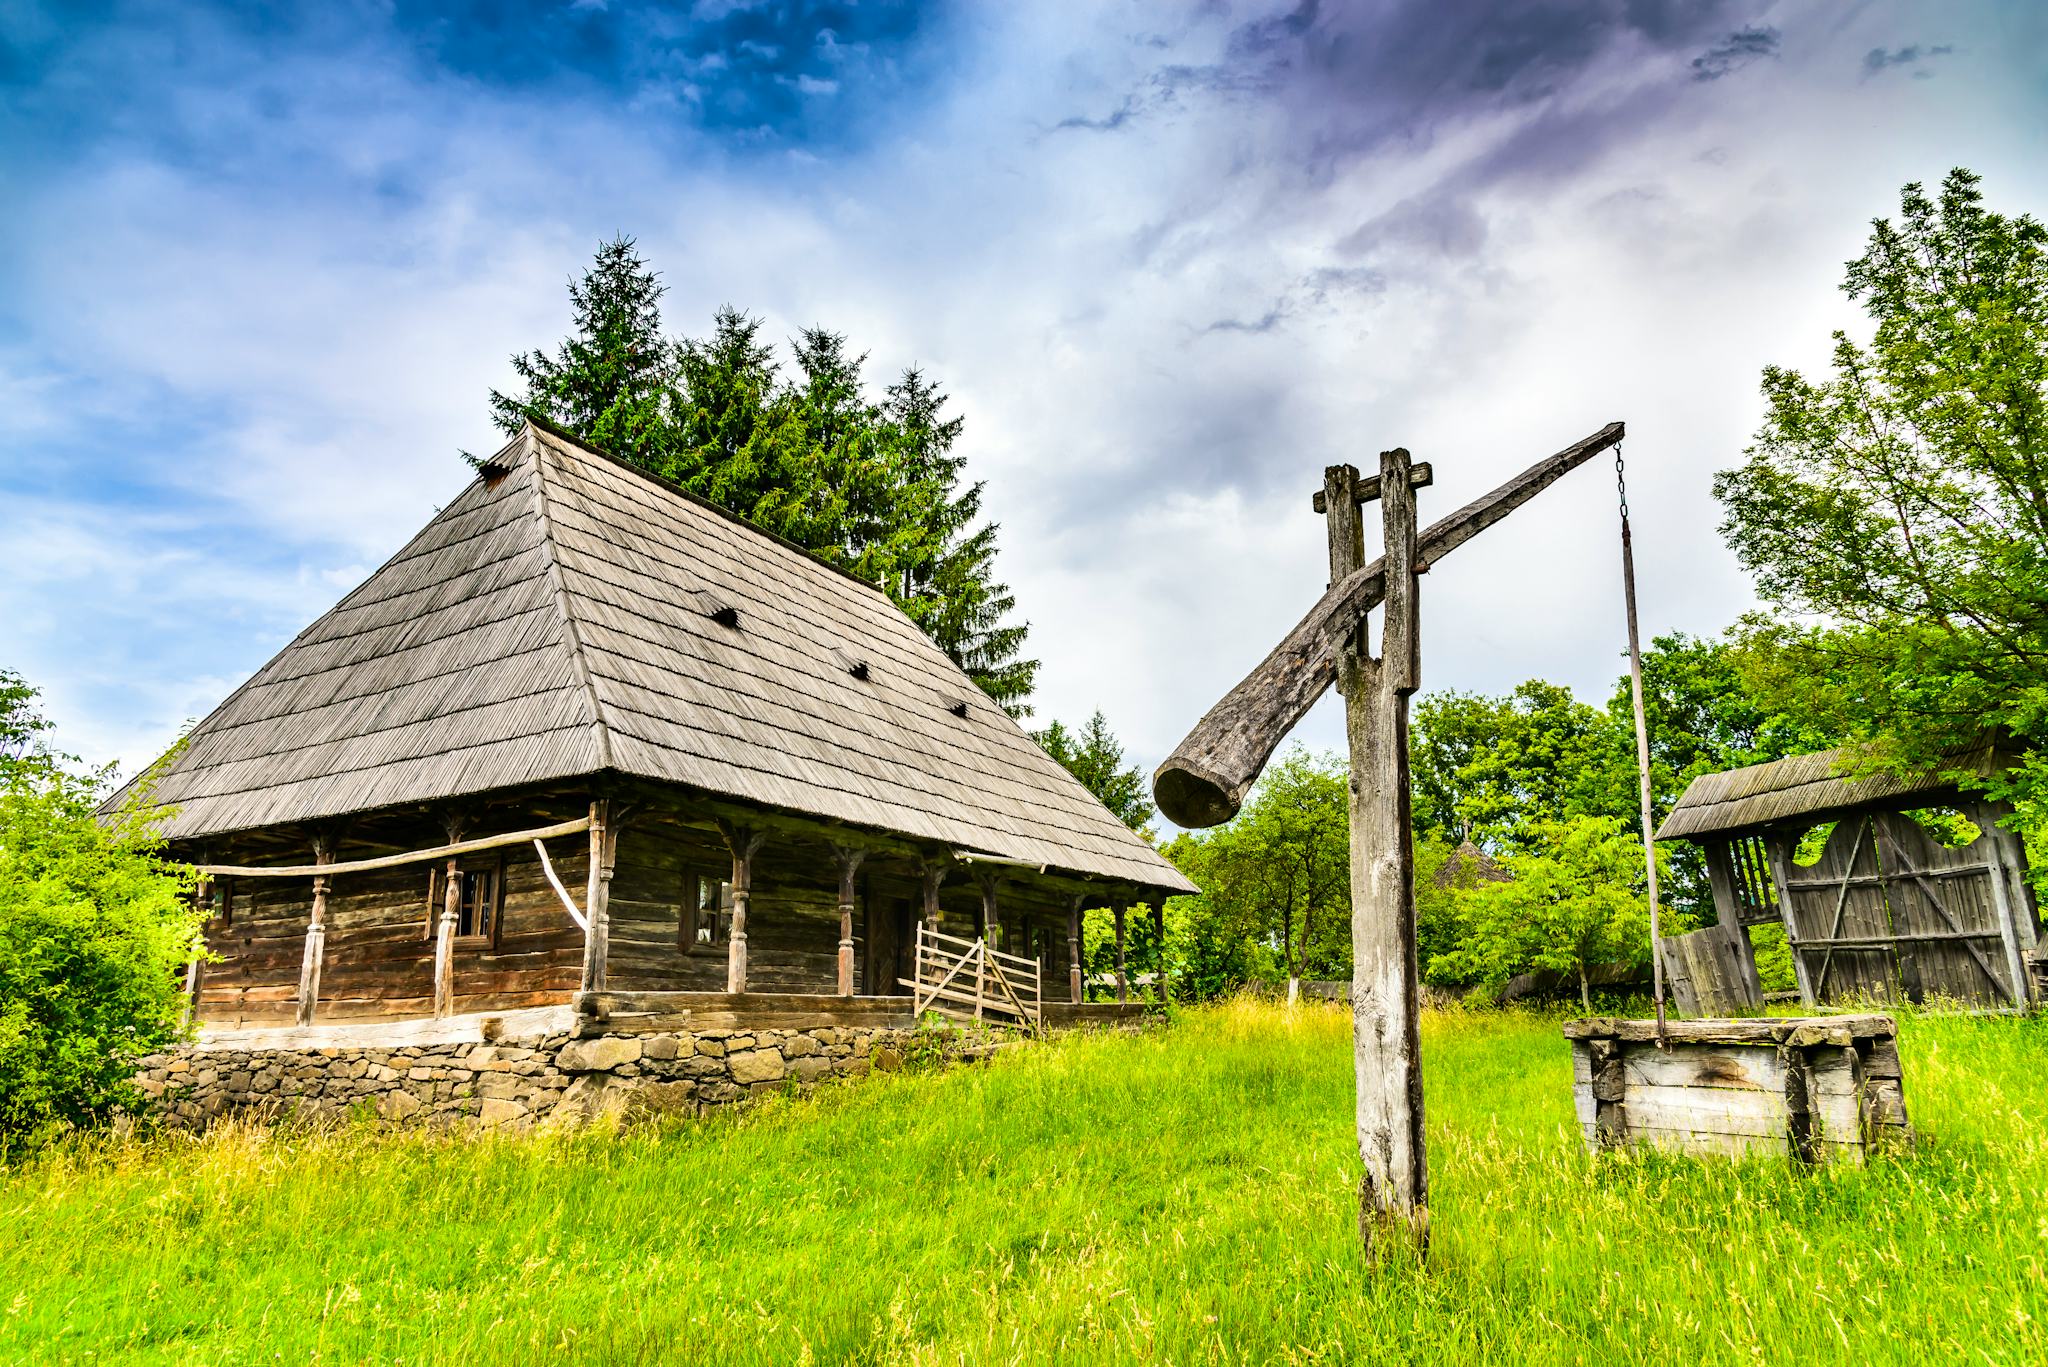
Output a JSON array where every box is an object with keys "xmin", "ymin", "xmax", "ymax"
[
  {"xmin": 1654, "ymin": 747, "xmax": 2039, "ymax": 1012},
  {"xmin": 112, "ymin": 421, "xmax": 1194, "ymax": 1045}
]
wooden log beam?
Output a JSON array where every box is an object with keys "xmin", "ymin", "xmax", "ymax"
[
  {"xmin": 1154, "ymin": 422, "xmax": 1624, "ymax": 828},
  {"xmin": 193, "ymin": 815, "xmax": 593, "ymax": 879},
  {"xmin": 919, "ymin": 858, "xmax": 947, "ymax": 932}
]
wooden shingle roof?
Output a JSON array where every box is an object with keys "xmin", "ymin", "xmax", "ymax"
[
  {"xmin": 118, "ymin": 423, "xmax": 1195, "ymax": 895},
  {"xmin": 1655, "ymin": 745, "xmax": 2013, "ymax": 842}
]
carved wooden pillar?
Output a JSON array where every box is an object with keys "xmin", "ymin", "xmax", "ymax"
[
  {"xmin": 296, "ymin": 839, "xmax": 334, "ymax": 1028},
  {"xmin": 719, "ymin": 821, "xmax": 766, "ymax": 994},
  {"xmin": 832, "ymin": 845, "xmax": 867, "ymax": 997},
  {"xmin": 182, "ymin": 871, "xmax": 210, "ymax": 1031},
  {"xmin": 577, "ymin": 800, "xmax": 616, "ymax": 996},
  {"xmin": 1114, "ymin": 904, "xmax": 1128, "ymax": 1004},
  {"xmin": 1067, "ymin": 895, "xmax": 1085, "ymax": 1004},
  {"xmin": 977, "ymin": 874, "xmax": 1001, "ymax": 948},
  {"xmin": 919, "ymin": 858, "xmax": 946, "ymax": 932},
  {"xmin": 1153, "ymin": 902, "xmax": 1169, "ymax": 1004},
  {"xmin": 434, "ymin": 815, "xmax": 467, "ymax": 1018}
]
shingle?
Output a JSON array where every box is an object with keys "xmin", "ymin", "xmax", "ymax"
[{"xmin": 109, "ymin": 423, "xmax": 1195, "ymax": 896}]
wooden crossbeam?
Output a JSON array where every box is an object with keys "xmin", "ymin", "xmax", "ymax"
[{"xmin": 1155, "ymin": 422, "xmax": 1624, "ymax": 828}]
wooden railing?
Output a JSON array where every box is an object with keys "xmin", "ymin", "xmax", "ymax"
[{"xmin": 899, "ymin": 924, "xmax": 1041, "ymax": 1034}]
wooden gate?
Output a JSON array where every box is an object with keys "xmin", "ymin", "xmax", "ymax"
[
  {"xmin": 900, "ymin": 924, "xmax": 1042, "ymax": 1033},
  {"xmin": 1768, "ymin": 811, "xmax": 2028, "ymax": 1007}
]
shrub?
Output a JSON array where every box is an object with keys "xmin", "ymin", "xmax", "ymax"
[{"xmin": 0, "ymin": 671, "xmax": 198, "ymax": 1153}]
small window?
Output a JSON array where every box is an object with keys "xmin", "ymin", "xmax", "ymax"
[
  {"xmin": 428, "ymin": 861, "xmax": 503, "ymax": 947},
  {"xmin": 198, "ymin": 877, "xmax": 233, "ymax": 931},
  {"xmin": 456, "ymin": 869, "xmax": 497, "ymax": 943},
  {"xmin": 681, "ymin": 872, "xmax": 733, "ymax": 952}
]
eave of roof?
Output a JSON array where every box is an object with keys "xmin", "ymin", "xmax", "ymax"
[{"xmin": 1655, "ymin": 745, "xmax": 2014, "ymax": 842}]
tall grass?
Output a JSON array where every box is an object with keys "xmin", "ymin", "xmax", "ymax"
[{"xmin": 5, "ymin": 1001, "xmax": 2046, "ymax": 1364}]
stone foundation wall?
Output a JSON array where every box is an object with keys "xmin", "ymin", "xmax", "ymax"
[{"xmin": 137, "ymin": 1023, "xmax": 923, "ymax": 1131}]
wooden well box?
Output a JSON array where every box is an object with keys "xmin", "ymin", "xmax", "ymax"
[{"xmin": 1563, "ymin": 1015, "xmax": 1913, "ymax": 1162}]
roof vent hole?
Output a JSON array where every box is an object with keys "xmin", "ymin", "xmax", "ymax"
[
  {"xmin": 850, "ymin": 661, "xmax": 870, "ymax": 682},
  {"xmin": 949, "ymin": 700, "xmax": 969, "ymax": 719},
  {"xmin": 710, "ymin": 604, "xmax": 740, "ymax": 630}
]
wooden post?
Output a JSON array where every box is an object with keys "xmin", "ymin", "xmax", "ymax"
[
  {"xmin": 919, "ymin": 859, "xmax": 946, "ymax": 932},
  {"xmin": 578, "ymin": 799, "xmax": 618, "ymax": 996},
  {"xmin": 1329, "ymin": 450, "xmax": 1430, "ymax": 1254},
  {"xmin": 719, "ymin": 820, "xmax": 766, "ymax": 995},
  {"xmin": 1763, "ymin": 833, "xmax": 1817, "ymax": 1006},
  {"xmin": 977, "ymin": 874, "xmax": 1001, "ymax": 949},
  {"xmin": 1068, "ymin": 895, "xmax": 1085, "ymax": 1004},
  {"xmin": 1114, "ymin": 904, "xmax": 1128, "ymax": 1004},
  {"xmin": 296, "ymin": 839, "xmax": 334, "ymax": 1028},
  {"xmin": 434, "ymin": 814, "xmax": 468, "ymax": 1018},
  {"xmin": 832, "ymin": 845, "xmax": 867, "ymax": 997},
  {"xmin": 1153, "ymin": 902, "xmax": 1169, "ymax": 1004}
]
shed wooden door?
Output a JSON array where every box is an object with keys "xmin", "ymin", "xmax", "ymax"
[{"xmin": 1773, "ymin": 812, "xmax": 2026, "ymax": 1006}]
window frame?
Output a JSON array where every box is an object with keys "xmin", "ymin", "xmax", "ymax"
[
  {"xmin": 428, "ymin": 855, "xmax": 505, "ymax": 951},
  {"xmin": 680, "ymin": 868, "xmax": 733, "ymax": 955}
]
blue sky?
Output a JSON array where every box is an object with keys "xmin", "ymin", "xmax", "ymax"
[{"xmin": 4, "ymin": 0, "xmax": 2045, "ymax": 788}]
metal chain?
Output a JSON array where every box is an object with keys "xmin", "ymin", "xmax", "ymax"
[{"xmin": 1614, "ymin": 442, "xmax": 1628, "ymax": 523}]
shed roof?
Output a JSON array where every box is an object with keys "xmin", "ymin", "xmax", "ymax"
[
  {"xmin": 1655, "ymin": 745, "xmax": 2011, "ymax": 843},
  {"xmin": 112, "ymin": 423, "xmax": 1195, "ymax": 896}
]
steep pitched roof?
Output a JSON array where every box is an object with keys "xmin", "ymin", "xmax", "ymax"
[
  {"xmin": 119, "ymin": 423, "xmax": 1194, "ymax": 895},
  {"xmin": 1655, "ymin": 745, "xmax": 2013, "ymax": 842}
]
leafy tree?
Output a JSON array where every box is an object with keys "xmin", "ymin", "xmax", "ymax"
[
  {"xmin": 1036, "ymin": 710, "xmax": 1154, "ymax": 835},
  {"xmin": 1410, "ymin": 681, "xmax": 1634, "ymax": 852},
  {"xmin": 0, "ymin": 671, "xmax": 199, "ymax": 1152},
  {"xmin": 487, "ymin": 243, "xmax": 1040, "ymax": 714},
  {"xmin": 1715, "ymin": 168, "xmax": 2048, "ymax": 824},
  {"xmin": 1162, "ymin": 748, "xmax": 1348, "ymax": 1003},
  {"xmin": 1429, "ymin": 816, "xmax": 1670, "ymax": 1010}
]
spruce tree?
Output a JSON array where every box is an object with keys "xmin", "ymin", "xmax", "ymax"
[
  {"xmin": 488, "ymin": 237, "xmax": 678, "ymax": 468},
  {"xmin": 486, "ymin": 243, "xmax": 1040, "ymax": 715}
]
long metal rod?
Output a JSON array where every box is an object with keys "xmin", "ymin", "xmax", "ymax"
[{"xmin": 1617, "ymin": 451, "xmax": 1667, "ymax": 1039}]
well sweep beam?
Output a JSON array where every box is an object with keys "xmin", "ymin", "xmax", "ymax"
[{"xmin": 1154, "ymin": 422, "xmax": 1623, "ymax": 828}]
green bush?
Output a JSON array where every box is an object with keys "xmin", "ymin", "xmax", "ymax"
[{"xmin": 0, "ymin": 671, "xmax": 198, "ymax": 1153}]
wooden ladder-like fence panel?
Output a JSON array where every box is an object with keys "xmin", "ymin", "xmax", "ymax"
[{"xmin": 899, "ymin": 924, "xmax": 1042, "ymax": 1034}]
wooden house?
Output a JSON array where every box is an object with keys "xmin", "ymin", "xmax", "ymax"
[
  {"xmin": 1654, "ymin": 746, "xmax": 2038, "ymax": 1013},
  {"xmin": 116, "ymin": 421, "xmax": 1194, "ymax": 1042}
]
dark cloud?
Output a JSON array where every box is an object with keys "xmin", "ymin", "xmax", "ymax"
[
  {"xmin": 1339, "ymin": 198, "xmax": 1489, "ymax": 261},
  {"xmin": 1690, "ymin": 25, "xmax": 1781, "ymax": 81},
  {"xmin": 1201, "ymin": 304, "xmax": 1289, "ymax": 335},
  {"xmin": 1055, "ymin": 97, "xmax": 1140, "ymax": 132},
  {"xmin": 1862, "ymin": 44, "xmax": 1956, "ymax": 76}
]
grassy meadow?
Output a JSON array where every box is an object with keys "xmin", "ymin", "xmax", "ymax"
[{"xmin": 5, "ymin": 1000, "xmax": 2048, "ymax": 1365}]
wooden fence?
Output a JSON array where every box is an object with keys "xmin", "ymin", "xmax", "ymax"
[{"xmin": 899, "ymin": 924, "xmax": 1042, "ymax": 1033}]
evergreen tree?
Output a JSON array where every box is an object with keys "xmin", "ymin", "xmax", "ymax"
[
  {"xmin": 1036, "ymin": 710, "xmax": 1153, "ymax": 833},
  {"xmin": 486, "ymin": 242, "xmax": 1039, "ymax": 715},
  {"xmin": 488, "ymin": 237, "xmax": 678, "ymax": 468}
]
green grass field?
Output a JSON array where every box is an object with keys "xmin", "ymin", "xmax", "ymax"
[{"xmin": 6, "ymin": 1000, "xmax": 2048, "ymax": 1365}]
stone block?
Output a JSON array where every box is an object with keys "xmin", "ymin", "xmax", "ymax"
[
  {"xmin": 478, "ymin": 1098, "xmax": 528, "ymax": 1127},
  {"xmin": 695, "ymin": 1039, "xmax": 726, "ymax": 1059},
  {"xmin": 558, "ymin": 1037, "xmax": 643, "ymax": 1073},
  {"xmin": 727, "ymin": 1048, "xmax": 786, "ymax": 1085},
  {"xmin": 379, "ymin": 1090, "xmax": 422, "ymax": 1120},
  {"xmin": 642, "ymin": 1035, "xmax": 681, "ymax": 1061},
  {"xmin": 791, "ymin": 1056, "xmax": 832, "ymax": 1082},
  {"xmin": 782, "ymin": 1036, "xmax": 818, "ymax": 1059}
]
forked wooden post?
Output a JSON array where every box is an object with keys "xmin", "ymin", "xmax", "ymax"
[
  {"xmin": 832, "ymin": 845, "xmax": 868, "ymax": 997},
  {"xmin": 1067, "ymin": 895, "xmax": 1085, "ymax": 1003},
  {"xmin": 295, "ymin": 841, "xmax": 333, "ymax": 1028},
  {"xmin": 719, "ymin": 819, "xmax": 767, "ymax": 994},
  {"xmin": 1327, "ymin": 450, "xmax": 1431, "ymax": 1255}
]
